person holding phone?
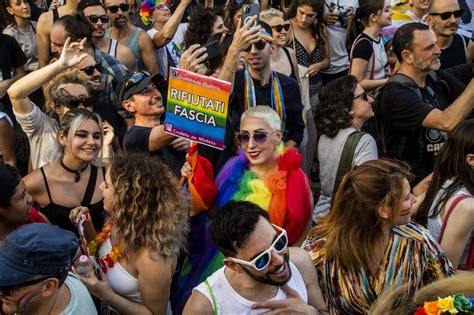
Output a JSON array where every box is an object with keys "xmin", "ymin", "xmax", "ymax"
[{"xmin": 69, "ymin": 152, "xmax": 189, "ymax": 315}]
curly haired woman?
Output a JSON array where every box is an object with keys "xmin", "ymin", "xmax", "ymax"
[
  {"xmin": 313, "ymin": 75, "xmax": 377, "ymax": 222},
  {"xmin": 183, "ymin": 6, "xmax": 227, "ymax": 49},
  {"xmin": 70, "ymin": 152, "xmax": 189, "ymax": 314}
]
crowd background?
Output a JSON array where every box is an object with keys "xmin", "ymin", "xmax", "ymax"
[{"xmin": 0, "ymin": 0, "xmax": 473, "ymax": 314}]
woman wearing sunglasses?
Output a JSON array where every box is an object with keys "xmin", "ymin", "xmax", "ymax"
[
  {"xmin": 70, "ymin": 152, "xmax": 189, "ymax": 315},
  {"xmin": 313, "ymin": 75, "xmax": 377, "ymax": 223},
  {"xmin": 304, "ymin": 159, "xmax": 454, "ymax": 314},
  {"xmin": 260, "ymin": 8, "xmax": 299, "ymax": 81},
  {"xmin": 214, "ymin": 106, "xmax": 312, "ymax": 246}
]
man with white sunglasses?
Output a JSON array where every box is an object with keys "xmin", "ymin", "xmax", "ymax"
[{"xmin": 183, "ymin": 201, "xmax": 327, "ymax": 314}]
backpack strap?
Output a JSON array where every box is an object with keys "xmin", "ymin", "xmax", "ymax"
[
  {"xmin": 349, "ymin": 35, "xmax": 376, "ymax": 80},
  {"xmin": 333, "ymin": 131, "xmax": 366, "ymax": 194},
  {"xmin": 438, "ymin": 194, "xmax": 473, "ymax": 270}
]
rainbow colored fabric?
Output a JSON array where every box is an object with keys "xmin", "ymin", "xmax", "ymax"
[
  {"xmin": 139, "ymin": 0, "xmax": 171, "ymax": 26},
  {"xmin": 415, "ymin": 294, "xmax": 474, "ymax": 314},
  {"xmin": 381, "ymin": 5, "xmax": 425, "ymax": 46},
  {"xmin": 215, "ymin": 148, "xmax": 312, "ymax": 245}
]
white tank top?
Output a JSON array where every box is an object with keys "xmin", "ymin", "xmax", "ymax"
[{"xmin": 194, "ymin": 261, "xmax": 308, "ymax": 314}]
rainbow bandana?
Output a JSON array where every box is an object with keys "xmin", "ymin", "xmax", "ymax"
[
  {"xmin": 139, "ymin": 0, "xmax": 171, "ymax": 26},
  {"xmin": 259, "ymin": 30, "xmax": 273, "ymax": 42}
]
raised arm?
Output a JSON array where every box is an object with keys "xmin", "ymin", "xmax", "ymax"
[
  {"xmin": 36, "ymin": 11, "xmax": 52, "ymax": 68},
  {"xmin": 8, "ymin": 38, "xmax": 88, "ymax": 114},
  {"xmin": 152, "ymin": 0, "xmax": 192, "ymax": 48},
  {"xmin": 138, "ymin": 31, "xmax": 160, "ymax": 74}
]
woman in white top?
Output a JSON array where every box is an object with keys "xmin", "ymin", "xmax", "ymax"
[
  {"xmin": 1, "ymin": 0, "xmax": 38, "ymax": 72},
  {"xmin": 415, "ymin": 119, "xmax": 474, "ymax": 272},
  {"xmin": 313, "ymin": 75, "xmax": 378, "ymax": 223},
  {"xmin": 347, "ymin": 0, "xmax": 393, "ymax": 91},
  {"xmin": 70, "ymin": 152, "xmax": 189, "ymax": 314}
]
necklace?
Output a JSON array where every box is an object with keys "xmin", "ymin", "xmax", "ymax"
[
  {"xmin": 60, "ymin": 160, "xmax": 89, "ymax": 182},
  {"xmin": 88, "ymin": 223, "xmax": 124, "ymax": 273}
]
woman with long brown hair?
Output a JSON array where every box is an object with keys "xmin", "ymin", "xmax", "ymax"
[
  {"xmin": 304, "ymin": 159, "xmax": 453, "ymax": 314},
  {"xmin": 414, "ymin": 119, "xmax": 474, "ymax": 272}
]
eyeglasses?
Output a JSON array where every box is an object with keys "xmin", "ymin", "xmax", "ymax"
[
  {"xmin": 354, "ymin": 91, "xmax": 369, "ymax": 101},
  {"xmin": 271, "ymin": 24, "xmax": 290, "ymax": 33},
  {"xmin": 80, "ymin": 63, "xmax": 102, "ymax": 76},
  {"xmin": 106, "ymin": 3, "xmax": 129, "ymax": 13},
  {"xmin": 0, "ymin": 276, "xmax": 54, "ymax": 296},
  {"xmin": 243, "ymin": 40, "xmax": 268, "ymax": 52},
  {"xmin": 235, "ymin": 130, "xmax": 277, "ymax": 146},
  {"xmin": 155, "ymin": 3, "xmax": 169, "ymax": 10},
  {"xmin": 429, "ymin": 9, "xmax": 464, "ymax": 20},
  {"xmin": 228, "ymin": 224, "xmax": 288, "ymax": 271},
  {"xmin": 86, "ymin": 14, "xmax": 110, "ymax": 23}
]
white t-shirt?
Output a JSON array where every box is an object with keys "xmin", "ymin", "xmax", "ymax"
[{"xmin": 61, "ymin": 273, "xmax": 97, "ymax": 315}]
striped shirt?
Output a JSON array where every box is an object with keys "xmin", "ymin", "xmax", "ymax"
[{"xmin": 304, "ymin": 223, "xmax": 454, "ymax": 314}]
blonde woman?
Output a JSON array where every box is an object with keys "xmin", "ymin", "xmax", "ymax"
[{"xmin": 70, "ymin": 152, "xmax": 189, "ymax": 314}]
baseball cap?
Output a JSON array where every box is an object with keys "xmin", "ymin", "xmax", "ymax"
[
  {"xmin": 117, "ymin": 71, "xmax": 167, "ymax": 103},
  {"xmin": 0, "ymin": 223, "xmax": 78, "ymax": 286}
]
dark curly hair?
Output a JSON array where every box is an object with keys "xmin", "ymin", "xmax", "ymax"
[
  {"xmin": 286, "ymin": 0, "xmax": 327, "ymax": 50},
  {"xmin": 223, "ymin": 0, "xmax": 250, "ymax": 34},
  {"xmin": 313, "ymin": 75, "xmax": 358, "ymax": 138},
  {"xmin": 183, "ymin": 6, "xmax": 223, "ymax": 49}
]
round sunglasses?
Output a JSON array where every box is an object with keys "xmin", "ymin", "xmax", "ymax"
[
  {"xmin": 271, "ymin": 24, "xmax": 290, "ymax": 33},
  {"xmin": 106, "ymin": 3, "xmax": 129, "ymax": 13},
  {"xmin": 429, "ymin": 9, "xmax": 464, "ymax": 20},
  {"xmin": 229, "ymin": 224, "xmax": 288, "ymax": 271},
  {"xmin": 235, "ymin": 130, "xmax": 277, "ymax": 146},
  {"xmin": 86, "ymin": 14, "xmax": 110, "ymax": 23}
]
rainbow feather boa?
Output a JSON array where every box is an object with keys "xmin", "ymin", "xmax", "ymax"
[{"xmin": 215, "ymin": 148, "xmax": 312, "ymax": 245}]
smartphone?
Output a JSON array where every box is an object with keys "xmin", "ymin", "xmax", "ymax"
[
  {"xmin": 202, "ymin": 39, "xmax": 220, "ymax": 63},
  {"xmin": 241, "ymin": 3, "xmax": 259, "ymax": 28}
]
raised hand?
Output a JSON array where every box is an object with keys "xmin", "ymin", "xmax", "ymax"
[{"xmin": 58, "ymin": 37, "xmax": 88, "ymax": 68}]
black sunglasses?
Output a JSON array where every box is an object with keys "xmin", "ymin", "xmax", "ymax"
[
  {"xmin": 243, "ymin": 40, "xmax": 267, "ymax": 52},
  {"xmin": 80, "ymin": 63, "xmax": 102, "ymax": 76},
  {"xmin": 106, "ymin": 3, "xmax": 129, "ymax": 13},
  {"xmin": 271, "ymin": 24, "xmax": 290, "ymax": 33},
  {"xmin": 87, "ymin": 14, "xmax": 110, "ymax": 23},
  {"xmin": 354, "ymin": 91, "xmax": 369, "ymax": 101},
  {"xmin": 429, "ymin": 9, "xmax": 464, "ymax": 20},
  {"xmin": 235, "ymin": 131, "xmax": 276, "ymax": 146},
  {"xmin": 0, "ymin": 276, "xmax": 54, "ymax": 296}
]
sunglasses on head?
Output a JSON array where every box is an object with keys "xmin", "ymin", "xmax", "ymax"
[
  {"xmin": 429, "ymin": 9, "xmax": 464, "ymax": 20},
  {"xmin": 80, "ymin": 63, "xmax": 102, "ymax": 76},
  {"xmin": 125, "ymin": 71, "xmax": 151, "ymax": 90},
  {"xmin": 271, "ymin": 24, "xmax": 290, "ymax": 33},
  {"xmin": 0, "ymin": 276, "xmax": 54, "ymax": 296},
  {"xmin": 229, "ymin": 224, "xmax": 288, "ymax": 271},
  {"xmin": 106, "ymin": 3, "xmax": 129, "ymax": 13},
  {"xmin": 235, "ymin": 130, "xmax": 277, "ymax": 146},
  {"xmin": 87, "ymin": 14, "xmax": 110, "ymax": 23},
  {"xmin": 243, "ymin": 40, "xmax": 267, "ymax": 52},
  {"xmin": 354, "ymin": 91, "xmax": 369, "ymax": 101}
]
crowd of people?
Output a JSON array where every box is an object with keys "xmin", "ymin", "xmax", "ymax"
[{"xmin": 0, "ymin": 0, "xmax": 473, "ymax": 314}]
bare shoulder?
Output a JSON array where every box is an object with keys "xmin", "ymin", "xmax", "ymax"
[
  {"xmin": 451, "ymin": 197, "xmax": 474, "ymax": 223},
  {"xmin": 183, "ymin": 290, "xmax": 214, "ymax": 315},
  {"xmin": 289, "ymin": 247, "xmax": 314, "ymax": 274},
  {"xmin": 23, "ymin": 167, "xmax": 47, "ymax": 199},
  {"xmin": 117, "ymin": 42, "xmax": 134, "ymax": 55},
  {"xmin": 37, "ymin": 10, "xmax": 52, "ymax": 29}
]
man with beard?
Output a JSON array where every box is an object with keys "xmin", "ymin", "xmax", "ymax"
[
  {"xmin": 78, "ymin": 0, "xmax": 137, "ymax": 72},
  {"xmin": 183, "ymin": 201, "xmax": 327, "ymax": 314},
  {"xmin": 377, "ymin": 22, "xmax": 474, "ymax": 184},
  {"xmin": 104, "ymin": 0, "xmax": 159, "ymax": 74},
  {"xmin": 426, "ymin": 0, "xmax": 474, "ymax": 69}
]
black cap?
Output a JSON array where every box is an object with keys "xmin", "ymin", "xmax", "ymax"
[{"xmin": 117, "ymin": 71, "xmax": 167, "ymax": 103}]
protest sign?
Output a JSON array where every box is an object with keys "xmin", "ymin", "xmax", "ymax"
[{"xmin": 164, "ymin": 67, "xmax": 231, "ymax": 150}]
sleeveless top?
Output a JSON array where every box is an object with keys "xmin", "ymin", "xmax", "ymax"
[
  {"xmin": 105, "ymin": 27, "xmax": 143, "ymax": 70},
  {"xmin": 39, "ymin": 164, "xmax": 105, "ymax": 235},
  {"xmin": 427, "ymin": 180, "xmax": 473, "ymax": 267},
  {"xmin": 281, "ymin": 47, "xmax": 297, "ymax": 81},
  {"xmin": 439, "ymin": 34, "xmax": 468, "ymax": 69},
  {"xmin": 289, "ymin": 36, "xmax": 324, "ymax": 97},
  {"xmin": 194, "ymin": 261, "xmax": 307, "ymax": 314},
  {"xmin": 107, "ymin": 39, "xmax": 119, "ymax": 59}
]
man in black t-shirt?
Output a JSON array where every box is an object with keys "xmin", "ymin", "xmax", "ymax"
[
  {"xmin": 378, "ymin": 23, "xmax": 474, "ymax": 184},
  {"xmin": 118, "ymin": 71, "xmax": 189, "ymax": 176}
]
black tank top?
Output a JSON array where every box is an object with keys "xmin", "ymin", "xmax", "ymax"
[
  {"xmin": 52, "ymin": 7, "xmax": 59, "ymax": 21},
  {"xmin": 440, "ymin": 34, "xmax": 467, "ymax": 69},
  {"xmin": 39, "ymin": 165, "xmax": 105, "ymax": 235},
  {"xmin": 281, "ymin": 47, "xmax": 297, "ymax": 81}
]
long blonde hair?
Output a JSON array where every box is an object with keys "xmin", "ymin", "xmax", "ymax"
[{"xmin": 109, "ymin": 153, "xmax": 189, "ymax": 258}]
